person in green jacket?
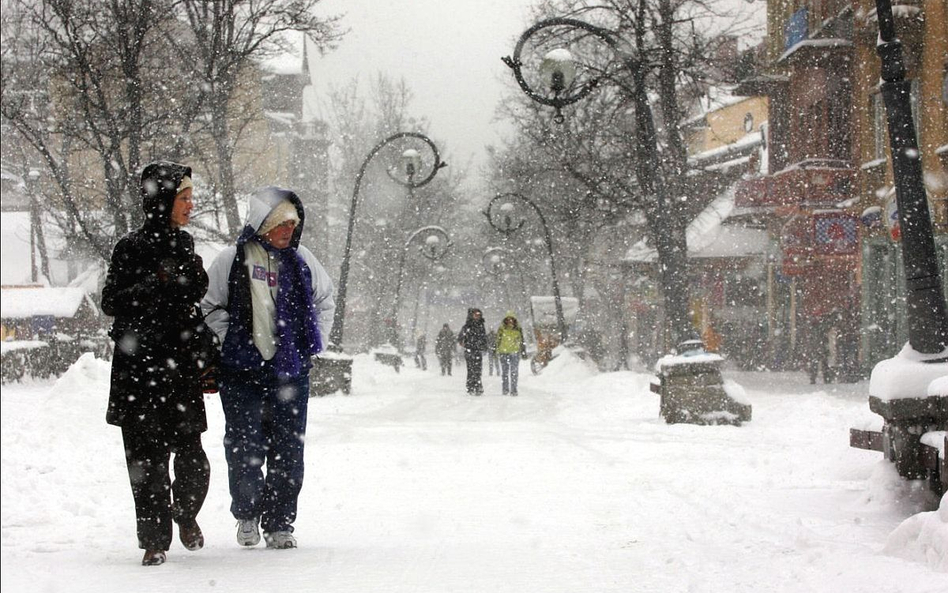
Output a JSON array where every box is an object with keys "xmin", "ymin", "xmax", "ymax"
[{"xmin": 495, "ymin": 312, "xmax": 525, "ymax": 396}]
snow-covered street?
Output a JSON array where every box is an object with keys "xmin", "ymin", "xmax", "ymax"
[{"xmin": 1, "ymin": 352, "xmax": 945, "ymax": 592}]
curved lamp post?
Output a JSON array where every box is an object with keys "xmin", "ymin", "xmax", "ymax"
[
  {"xmin": 389, "ymin": 225, "xmax": 454, "ymax": 348},
  {"xmin": 503, "ymin": 18, "xmax": 696, "ymax": 350},
  {"xmin": 329, "ymin": 132, "xmax": 447, "ymax": 351},
  {"xmin": 483, "ymin": 246, "xmax": 538, "ymax": 343},
  {"xmin": 484, "ymin": 192, "xmax": 568, "ymax": 342},
  {"xmin": 482, "ymin": 246, "xmax": 516, "ymax": 310}
]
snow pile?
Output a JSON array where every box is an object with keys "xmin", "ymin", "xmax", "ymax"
[
  {"xmin": 534, "ymin": 344, "xmax": 598, "ymax": 383},
  {"xmin": 930, "ymin": 375, "xmax": 948, "ymax": 397},
  {"xmin": 884, "ymin": 493, "xmax": 948, "ymax": 572},
  {"xmin": 723, "ymin": 378, "xmax": 751, "ymax": 405},
  {"xmin": 52, "ymin": 352, "xmax": 112, "ymax": 398},
  {"xmin": 869, "ymin": 343, "xmax": 948, "ymax": 401}
]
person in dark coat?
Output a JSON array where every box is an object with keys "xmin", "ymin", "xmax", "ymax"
[
  {"xmin": 102, "ymin": 162, "xmax": 215, "ymax": 567},
  {"xmin": 457, "ymin": 308, "xmax": 487, "ymax": 395},
  {"xmin": 435, "ymin": 323, "xmax": 455, "ymax": 376}
]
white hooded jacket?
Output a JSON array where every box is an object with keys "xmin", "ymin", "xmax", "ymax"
[{"xmin": 201, "ymin": 187, "xmax": 335, "ymax": 352}]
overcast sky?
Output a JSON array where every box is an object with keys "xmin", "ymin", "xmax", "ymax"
[
  {"xmin": 303, "ymin": 0, "xmax": 765, "ymax": 188},
  {"xmin": 304, "ymin": 0, "xmax": 544, "ymax": 184}
]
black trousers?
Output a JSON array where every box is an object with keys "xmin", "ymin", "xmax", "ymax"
[
  {"xmin": 465, "ymin": 351, "xmax": 483, "ymax": 393},
  {"xmin": 121, "ymin": 425, "xmax": 210, "ymax": 551}
]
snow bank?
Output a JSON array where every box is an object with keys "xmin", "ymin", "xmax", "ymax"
[
  {"xmin": 869, "ymin": 343, "xmax": 948, "ymax": 401},
  {"xmin": 534, "ymin": 345, "xmax": 597, "ymax": 383},
  {"xmin": 51, "ymin": 352, "xmax": 112, "ymax": 398},
  {"xmin": 884, "ymin": 493, "xmax": 948, "ymax": 572}
]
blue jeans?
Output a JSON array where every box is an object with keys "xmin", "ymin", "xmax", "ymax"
[
  {"xmin": 219, "ymin": 370, "xmax": 309, "ymax": 534},
  {"xmin": 499, "ymin": 353, "xmax": 520, "ymax": 394}
]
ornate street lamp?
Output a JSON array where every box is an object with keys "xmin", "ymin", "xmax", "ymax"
[
  {"xmin": 329, "ymin": 132, "xmax": 446, "ymax": 351},
  {"xmin": 503, "ymin": 17, "xmax": 696, "ymax": 351},
  {"xmin": 482, "ymin": 245, "xmax": 539, "ymax": 347},
  {"xmin": 389, "ymin": 225, "xmax": 453, "ymax": 348},
  {"xmin": 484, "ymin": 192, "xmax": 567, "ymax": 342},
  {"xmin": 871, "ymin": 0, "xmax": 948, "ymax": 353}
]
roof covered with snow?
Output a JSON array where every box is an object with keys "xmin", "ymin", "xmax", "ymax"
[
  {"xmin": 624, "ymin": 184, "xmax": 770, "ymax": 263},
  {"xmin": 1, "ymin": 286, "xmax": 93, "ymax": 319}
]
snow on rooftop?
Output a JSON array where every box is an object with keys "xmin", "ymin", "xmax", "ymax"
[
  {"xmin": 869, "ymin": 343, "xmax": 948, "ymax": 401},
  {"xmin": 624, "ymin": 184, "xmax": 769, "ymax": 263},
  {"xmin": 682, "ymin": 85, "xmax": 751, "ymax": 127},
  {"xmin": 689, "ymin": 130, "xmax": 762, "ymax": 167},
  {"xmin": 530, "ymin": 296, "xmax": 580, "ymax": 325},
  {"xmin": 1, "ymin": 286, "xmax": 92, "ymax": 319},
  {"xmin": 778, "ymin": 38, "xmax": 852, "ymax": 63},
  {"xmin": 260, "ymin": 52, "xmax": 304, "ymax": 76}
]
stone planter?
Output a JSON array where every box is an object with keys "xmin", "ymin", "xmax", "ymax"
[
  {"xmin": 654, "ymin": 355, "xmax": 752, "ymax": 426},
  {"xmin": 310, "ymin": 356, "xmax": 352, "ymax": 396}
]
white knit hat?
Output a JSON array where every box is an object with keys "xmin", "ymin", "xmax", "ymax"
[
  {"xmin": 176, "ymin": 175, "xmax": 193, "ymax": 194},
  {"xmin": 258, "ymin": 199, "xmax": 300, "ymax": 235}
]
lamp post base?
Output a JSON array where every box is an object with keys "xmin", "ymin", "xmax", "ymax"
[{"xmin": 865, "ymin": 347, "xmax": 948, "ymax": 484}]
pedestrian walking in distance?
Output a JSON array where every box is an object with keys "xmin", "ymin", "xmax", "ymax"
[
  {"xmin": 458, "ymin": 308, "xmax": 487, "ymax": 395},
  {"xmin": 486, "ymin": 328, "xmax": 499, "ymax": 376},
  {"xmin": 495, "ymin": 312, "xmax": 525, "ymax": 396},
  {"xmin": 202, "ymin": 187, "xmax": 335, "ymax": 550},
  {"xmin": 415, "ymin": 333, "xmax": 428, "ymax": 370},
  {"xmin": 435, "ymin": 323, "xmax": 455, "ymax": 375},
  {"xmin": 102, "ymin": 162, "xmax": 216, "ymax": 566}
]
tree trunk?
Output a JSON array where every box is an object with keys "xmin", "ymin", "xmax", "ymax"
[
  {"xmin": 211, "ymin": 89, "xmax": 241, "ymax": 235},
  {"xmin": 628, "ymin": 13, "xmax": 694, "ymax": 351}
]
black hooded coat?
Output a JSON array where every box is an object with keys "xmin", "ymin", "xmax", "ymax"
[
  {"xmin": 102, "ymin": 162, "xmax": 214, "ymax": 433},
  {"xmin": 457, "ymin": 308, "xmax": 487, "ymax": 353}
]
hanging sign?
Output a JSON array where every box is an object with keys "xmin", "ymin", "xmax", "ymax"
[{"xmin": 884, "ymin": 193, "xmax": 900, "ymax": 241}]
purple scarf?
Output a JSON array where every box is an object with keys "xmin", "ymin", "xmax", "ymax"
[{"xmin": 259, "ymin": 239, "xmax": 322, "ymax": 379}]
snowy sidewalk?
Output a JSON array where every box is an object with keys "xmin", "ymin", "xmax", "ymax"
[{"xmin": 1, "ymin": 352, "xmax": 944, "ymax": 592}]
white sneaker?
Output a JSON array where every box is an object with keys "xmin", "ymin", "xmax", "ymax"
[
  {"xmin": 236, "ymin": 518, "xmax": 260, "ymax": 547},
  {"xmin": 264, "ymin": 531, "xmax": 297, "ymax": 549}
]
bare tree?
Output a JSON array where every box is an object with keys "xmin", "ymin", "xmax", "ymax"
[
  {"xmin": 171, "ymin": 0, "xmax": 342, "ymax": 236},
  {"xmin": 1, "ymin": 0, "xmax": 196, "ymax": 259},
  {"xmin": 494, "ymin": 0, "xmax": 756, "ymax": 350}
]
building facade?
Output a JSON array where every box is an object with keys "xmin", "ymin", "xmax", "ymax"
[{"xmin": 735, "ymin": 0, "xmax": 948, "ymax": 377}]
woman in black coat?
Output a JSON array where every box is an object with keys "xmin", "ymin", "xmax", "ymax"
[
  {"xmin": 457, "ymin": 308, "xmax": 487, "ymax": 395},
  {"xmin": 102, "ymin": 162, "xmax": 214, "ymax": 566}
]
